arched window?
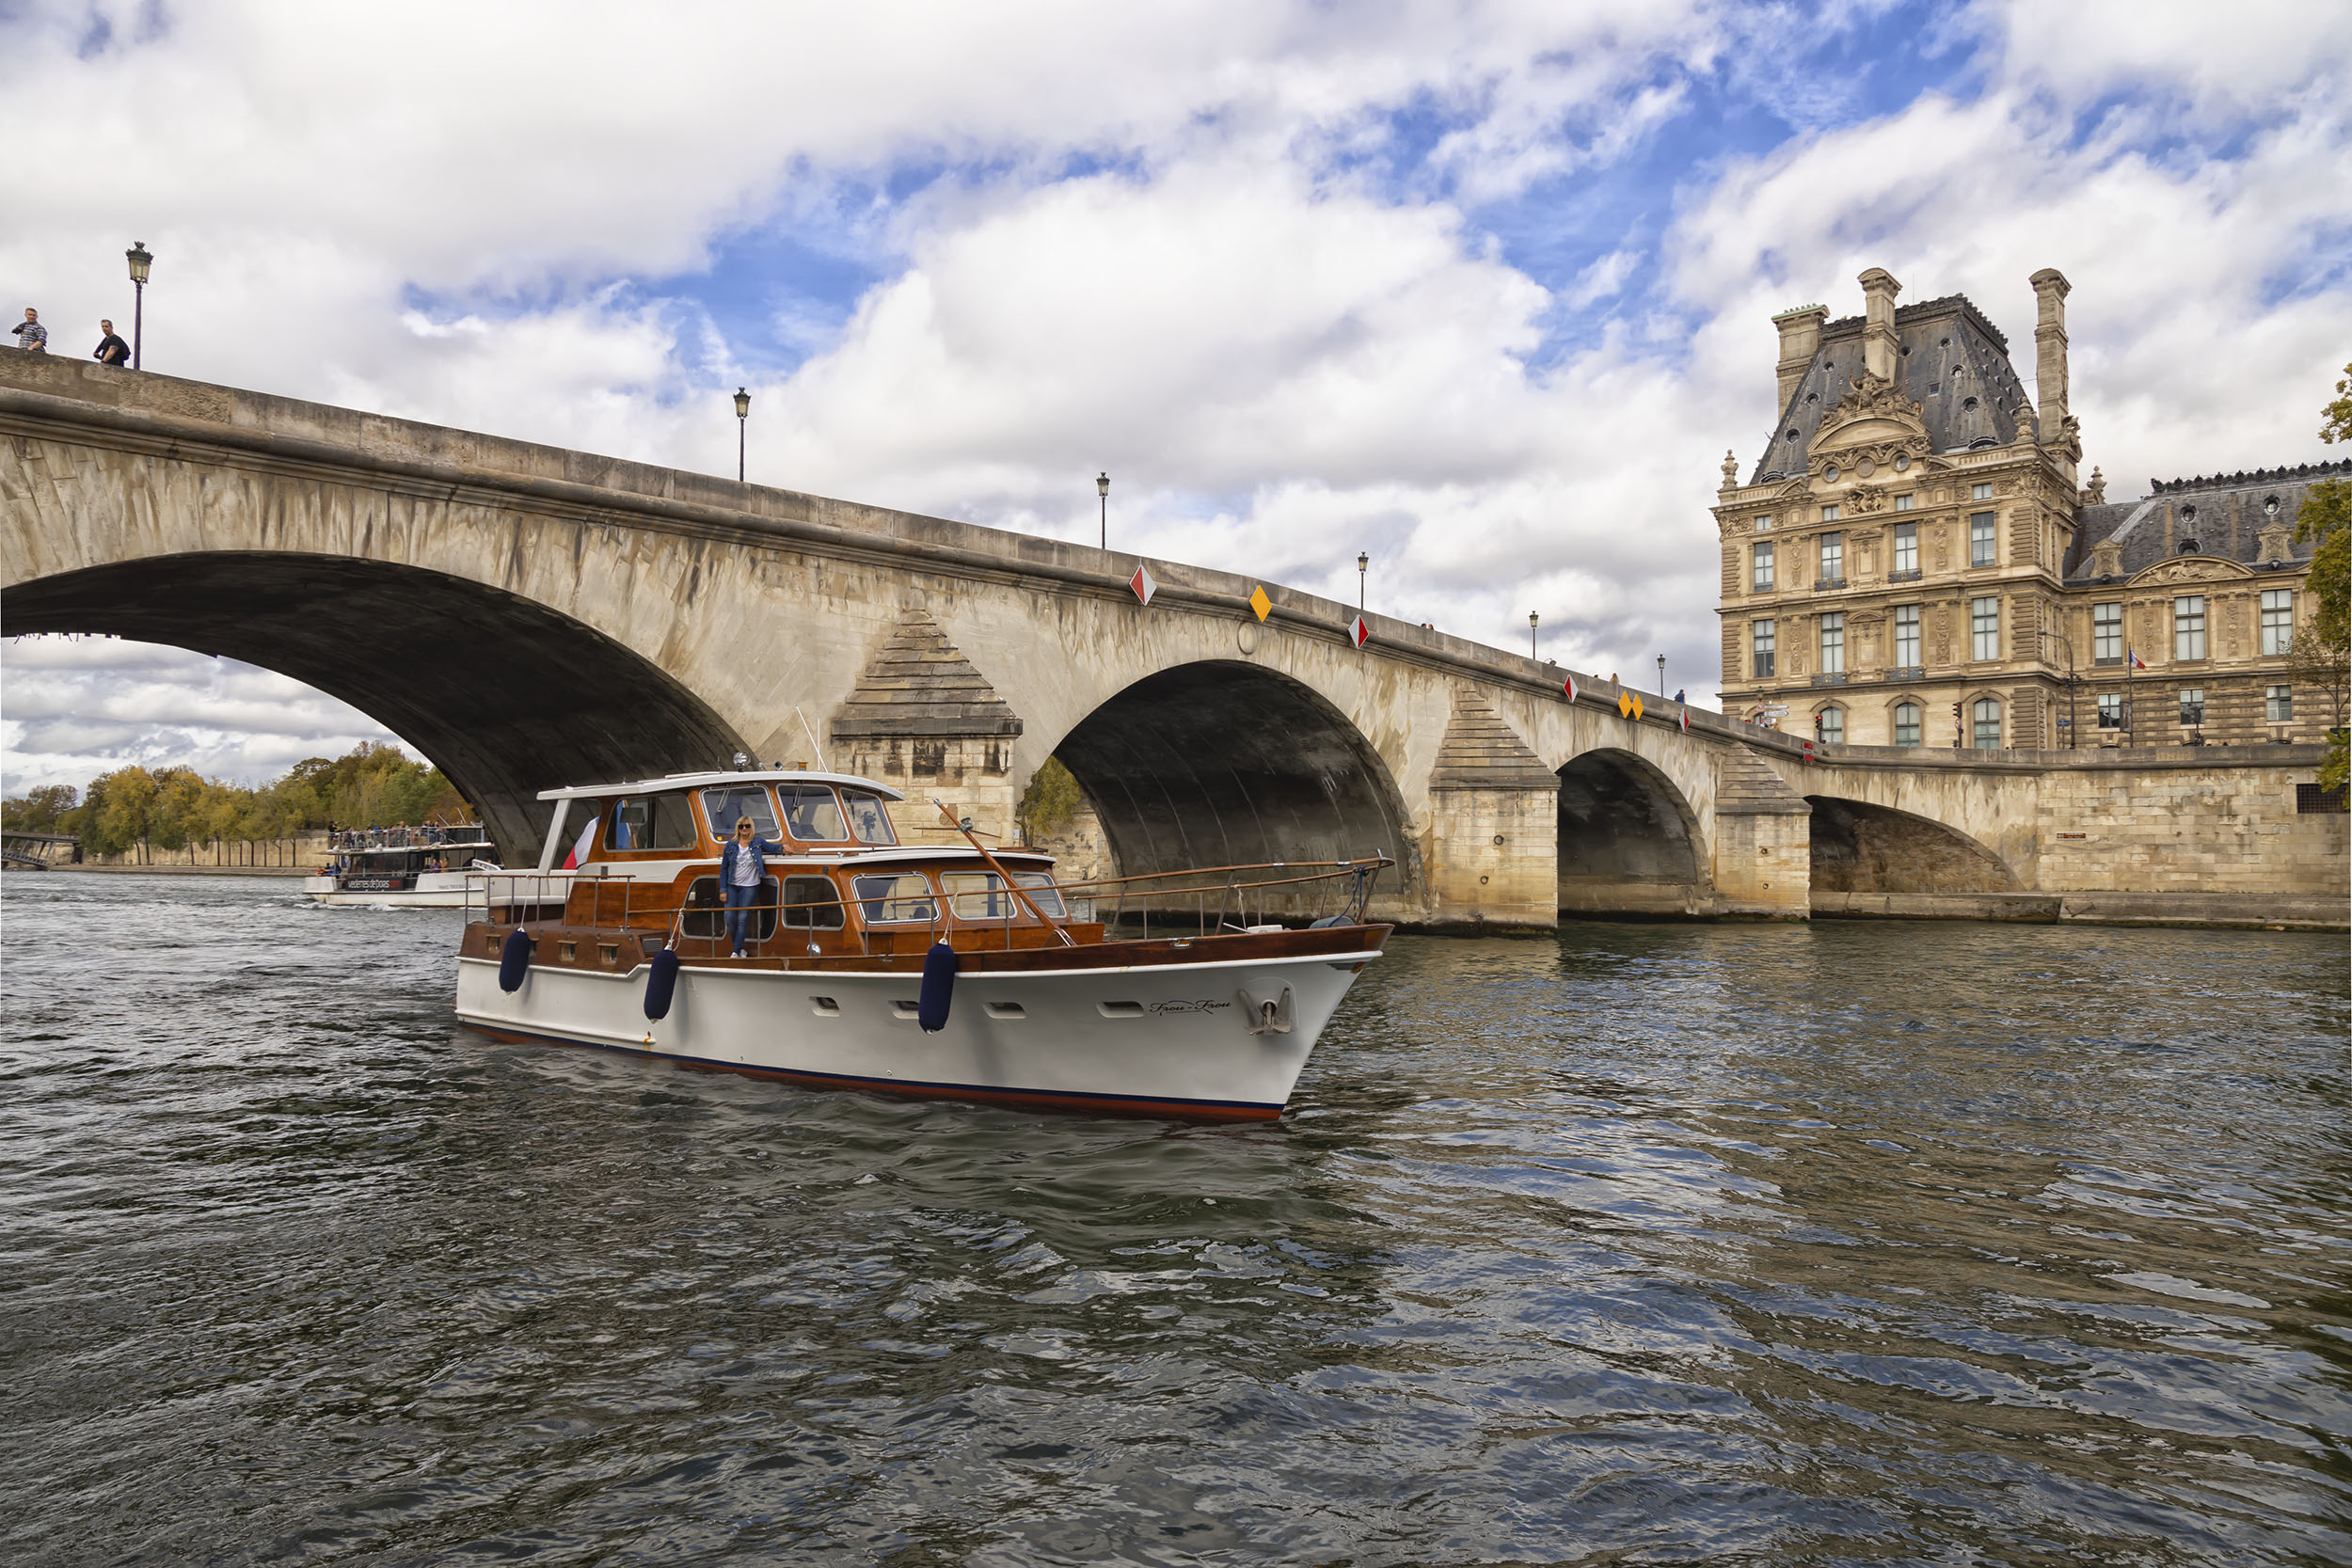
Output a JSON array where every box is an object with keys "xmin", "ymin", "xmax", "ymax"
[
  {"xmin": 1815, "ymin": 706, "xmax": 1845, "ymax": 745},
  {"xmin": 1893, "ymin": 702, "xmax": 1922, "ymax": 747},
  {"xmin": 1972, "ymin": 697, "xmax": 2002, "ymax": 750}
]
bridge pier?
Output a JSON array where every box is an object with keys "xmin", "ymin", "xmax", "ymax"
[{"xmin": 1708, "ymin": 748, "xmax": 1814, "ymax": 918}]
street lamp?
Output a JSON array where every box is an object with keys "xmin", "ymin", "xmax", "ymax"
[
  {"xmin": 1097, "ymin": 471, "xmax": 1109, "ymax": 550},
  {"xmin": 1657, "ymin": 654, "xmax": 1666, "ymax": 696},
  {"xmin": 124, "ymin": 242, "xmax": 152, "ymax": 371},
  {"xmin": 1528, "ymin": 611, "xmax": 1539, "ymax": 660},
  {"xmin": 1357, "ymin": 551, "xmax": 1368, "ymax": 615},
  {"xmin": 732, "ymin": 388, "xmax": 751, "ymax": 482}
]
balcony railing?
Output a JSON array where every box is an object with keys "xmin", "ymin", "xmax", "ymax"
[
  {"xmin": 1881, "ymin": 665, "xmax": 1925, "ymax": 682},
  {"xmin": 1887, "ymin": 567, "xmax": 1922, "ymax": 582},
  {"xmin": 1814, "ymin": 577, "xmax": 1848, "ymax": 591},
  {"xmin": 1810, "ymin": 673, "xmax": 1849, "ymax": 687}
]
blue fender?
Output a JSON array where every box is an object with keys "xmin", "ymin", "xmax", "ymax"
[
  {"xmin": 643, "ymin": 947, "xmax": 682, "ymax": 1021},
  {"xmin": 918, "ymin": 940, "xmax": 958, "ymax": 1033},
  {"xmin": 498, "ymin": 928, "xmax": 533, "ymax": 992}
]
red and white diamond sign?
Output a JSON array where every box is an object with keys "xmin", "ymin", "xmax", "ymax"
[
  {"xmin": 1129, "ymin": 563, "xmax": 1156, "ymax": 606},
  {"xmin": 1563, "ymin": 673, "xmax": 1580, "ymax": 705},
  {"xmin": 1350, "ymin": 614, "xmax": 1370, "ymax": 649},
  {"xmin": 1678, "ymin": 707, "xmax": 1691, "ymax": 733}
]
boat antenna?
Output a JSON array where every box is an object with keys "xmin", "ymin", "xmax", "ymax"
[
  {"xmin": 932, "ymin": 799, "xmax": 1075, "ymax": 946},
  {"xmin": 794, "ymin": 705, "xmax": 833, "ymax": 772}
]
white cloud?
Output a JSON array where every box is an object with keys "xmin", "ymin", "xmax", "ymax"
[{"xmin": 4, "ymin": 0, "xmax": 2350, "ymax": 793}]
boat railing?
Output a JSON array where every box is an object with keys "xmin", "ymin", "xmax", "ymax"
[
  {"xmin": 1052, "ymin": 856, "xmax": 1391, "ymax": 943},
  {"xmin": 469, "ymin": 856, "xmax": 1391, "ymax": 962},
  {"xmin": 464, "ymin": 868, "xmax": 606, "ymax": 927}
]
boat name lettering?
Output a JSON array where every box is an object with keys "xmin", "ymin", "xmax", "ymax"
[{"xmin": 1149, "ymin": 999, "xmax": 1232, "ymax": 1016}]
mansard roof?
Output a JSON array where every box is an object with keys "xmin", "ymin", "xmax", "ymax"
[
  {"xmin": 1751, "ymin": 293, "xmax": 2032, "ymax": 483},
  {"xmin": 2062, "ymin": 459, "xmax": 2345, "ymax": 585}
]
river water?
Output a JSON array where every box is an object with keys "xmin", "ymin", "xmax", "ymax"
[{"xmin": 3, "ymin": 872, "xmax": 2346, "ymax": 1566}]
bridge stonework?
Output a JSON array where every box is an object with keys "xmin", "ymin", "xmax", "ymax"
[{"xmin": 3, "ymin": 356, "xmax": 2343, "ymax": 929}]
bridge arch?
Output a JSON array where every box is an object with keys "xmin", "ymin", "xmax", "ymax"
[
  {"xmin": 3, "ymin": 551, "xmax": 745, "ymax": 860},
  {"xmin": 1045, "ymin": 660, "xmax": 1413, "ymax": 895},
  {"xmin": 1555, "ymin": 746, "xmax": 1709, "ymax": 916},
  {"xmin": 1805, "ymin": 795, "xmax": 2018, "ymax": 894}
]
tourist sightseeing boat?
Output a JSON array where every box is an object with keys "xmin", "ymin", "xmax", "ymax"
[
  {"xmin": 453, "ymin": 768, "xmax": 1392, "ymax": 1120},
  {"xmin": 304, "ymin": 823, "xmax": 528, "ymax": 908}
]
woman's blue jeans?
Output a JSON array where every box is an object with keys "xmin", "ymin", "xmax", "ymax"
[{"xmin": 723, "ymin": 879, "xmax": 759, "ymax": 951}]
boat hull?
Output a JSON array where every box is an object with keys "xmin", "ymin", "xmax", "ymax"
[{"xmin": 452, "ymin": 942, "xmax": 1380, "ymax": 1119}]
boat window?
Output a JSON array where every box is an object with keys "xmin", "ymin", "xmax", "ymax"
[
  {"xmin": 841, "ymin": 790, "xmax": 897, "ymax": 846},
  {"xmin": 851, "ymin": 872, "xmax": 934, "ymax": 924},
  {"xmin": 946, "ymin": 871, "xmax": 1055, "ymax": 923},
  {"xmin": 778, "ymin": 784, "xmax": 849, "ymax": 842},
  {"xmin": 681, "ymin": 875, "xmax": 777, "ymax": 941},
  {"xmin": 606, "ymin": 794, "xmax": 698, "ymax": 851},
  {"xmin": 1016, "ymin": 873, "xmax": 1068, "ymax": 919},
  {"xmin": 781, "ymin": 875, "xmax": 845, "ymax": 929},
  {"xmin": 700, "ymin": 786, "xmax": 779, "ymax": 842}
]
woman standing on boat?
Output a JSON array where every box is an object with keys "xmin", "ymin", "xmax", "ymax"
[{"xmin": 719, "ymin": 816, "xmax": 780, "ymax": 958}]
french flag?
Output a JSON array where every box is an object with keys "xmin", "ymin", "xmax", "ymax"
[
  {"xmin": 2128, "ymin": 646, "xmax": 2147, "ymax": 670},
  {"xmin": 561, "ymin": 816, "xmax": 598, "ymax": 870}
]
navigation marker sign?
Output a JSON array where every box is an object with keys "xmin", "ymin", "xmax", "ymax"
[
  {"xmin": 1350, "ymin": 614, "xmax": 1370, "ymax": 649},
  {"xmin": 1678, "ymin": 707, "xmax": 1691, "ymax": 734},
  {"xmin": 1129, "ymin": 563, "xmax": 1156, "ymax": 606},
  {"xmin": 1563, "ymin": 673, "xmax": 1579, "ymax": 705},
  {"xmin": 1248, "ymin": 585, "xmax": 1273, "ymax": 623}
]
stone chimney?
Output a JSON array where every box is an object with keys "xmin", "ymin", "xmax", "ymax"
[
  {"xmin": 2030, "ymin": 267, "xmax": 2071, "ymax": 444},
  {"xmin": 1858, "ymin": 267, "xmax": 1901, "ymax": 382},
  {"xmin": 1772, "ymin": 303, "xmax": 1827, "ymax": 414}
]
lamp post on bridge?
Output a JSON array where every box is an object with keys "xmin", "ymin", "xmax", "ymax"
[
  {"xmin": 1357, "ymin": 551, "xmax": 1367, "ymax": 616},
  {"xmin": 733, "ymin": 388, "xmax": 750, "ymax": 483},
  {"xmin": 124, "ymin": 242, "xmax": 151, "ymax": 371},
  {"xmin": 1657, "ymin": 653, "xmax": 1666, "ymax": 697},
  {"xmin": 1097, "ymin": 471, "xmax": 1109, "ymax": 550},
  {"xmin": 1528, "ymin": 611, "xmax": 1539, "ymax": 661}
]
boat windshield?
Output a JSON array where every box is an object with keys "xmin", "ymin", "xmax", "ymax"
[
  {"xmin": 699, "ymin": 785, "xmax": 779, "ymax": 841},
  {"xmin": 778, "ymin": 784, "xmax": 848, "ymax": 842},
  {"xmin": 941, "ymin": 870, "xmax": 1067, "ymax": 922},
  {"xmin": 851, "ymin": 872, "xmax": 933, "ymax": 923},
  {"xmin": 841, "ymin": 790, "xmax": 897, "ymax": 846}
]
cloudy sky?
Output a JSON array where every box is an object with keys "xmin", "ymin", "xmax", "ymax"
[{"xmin": 5, "ymin": 0, "xmax": 2349, "ymax": 794}]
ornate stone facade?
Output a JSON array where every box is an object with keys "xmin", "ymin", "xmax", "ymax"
[{"xmin": 1716, "ymin": 267, "xmax": 2335, "ymax": 752}]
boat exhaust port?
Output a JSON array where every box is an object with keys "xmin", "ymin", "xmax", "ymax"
[{"xmin": 1238, "ymin": 986, "xmax": 1294, "ymax": 1036}]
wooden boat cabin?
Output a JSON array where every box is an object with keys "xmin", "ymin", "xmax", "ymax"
[{"xmin": 479, "ymin": 770, "xmax": 1102, "ymax": 974}]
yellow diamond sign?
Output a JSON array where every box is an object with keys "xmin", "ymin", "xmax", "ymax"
[
  {"xmin": 1618, "ymin": 690, "xmax": 1645, "ymax": 721},
  {"xmin": 1631, "ymin": 693, "xmax": 1645, "ymax": 721},
  {"xmin": 1248, "ymin": 585, "xmax": 1272, "ymax": 623}
]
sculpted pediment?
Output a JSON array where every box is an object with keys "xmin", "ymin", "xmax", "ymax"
[
  {"xmin": 2127, "ymin": 556, "xmax": 2252, "ymax": 587},
  {"xmin": 1816, "ymin": 414, "xmax": 1919, "ymax": 451}
]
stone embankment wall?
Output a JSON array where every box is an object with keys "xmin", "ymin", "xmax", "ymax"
[{"xmin": 73, "ymin": 832, "xmax": 329, "ymax": 874}]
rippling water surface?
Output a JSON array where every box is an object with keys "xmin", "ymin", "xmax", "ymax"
[{"xmin": 3, "ymin": 873, "xmax": 2347, "ymax": 1565}]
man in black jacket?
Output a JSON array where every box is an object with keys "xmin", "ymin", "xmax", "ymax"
[{"xmin": 92, "ymin": 320, "xmax": 129, "ymax": 367}]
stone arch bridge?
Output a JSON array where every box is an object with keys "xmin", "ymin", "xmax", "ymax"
[{"xmin": 3, "ymin": 356, "xmax": 2340, "ymax": 928}]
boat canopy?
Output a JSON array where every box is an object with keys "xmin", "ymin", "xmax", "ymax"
[{"xmin": 535, "ymin": 769, "xmax": 907, "ymax": 803}]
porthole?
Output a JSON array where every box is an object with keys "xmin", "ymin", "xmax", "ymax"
[
  {"xmin": 985, "ymin": 1002, "xmax": 1026, "ymax": 1021},
  {"xmin": 1098, "ymin": 1001, "xmax": 1144, "ymax": 1018},
  {"xmin": 1805, "ymin": 392, "xmax": 1818, "ymax": 404},
  {"xmin": 810, "ymin": 996, "xmax": 840, "ymax": 1015},
  {"xmin": 1963, "ymin": 397, "xmax": 1979, "ymax": 411},
  {"xmin": 1823, "ymin": 465, "xmax": 1840, "ymax": 483},
  {"xmin": 1895, "ymin": 456, "xmax": 1910, "ymax": 472}
]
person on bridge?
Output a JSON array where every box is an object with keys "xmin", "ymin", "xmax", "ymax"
[
  {"xmin": 719, "ymin": 816, "xmax": 781, "ymax": 958},
  {"xmin": 12, "ymin": 308, "xmax": 46, "ymax": 352},
  {"xmin": 92, "ymin": 320, "xmax": 128, "ymax": 367}
]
